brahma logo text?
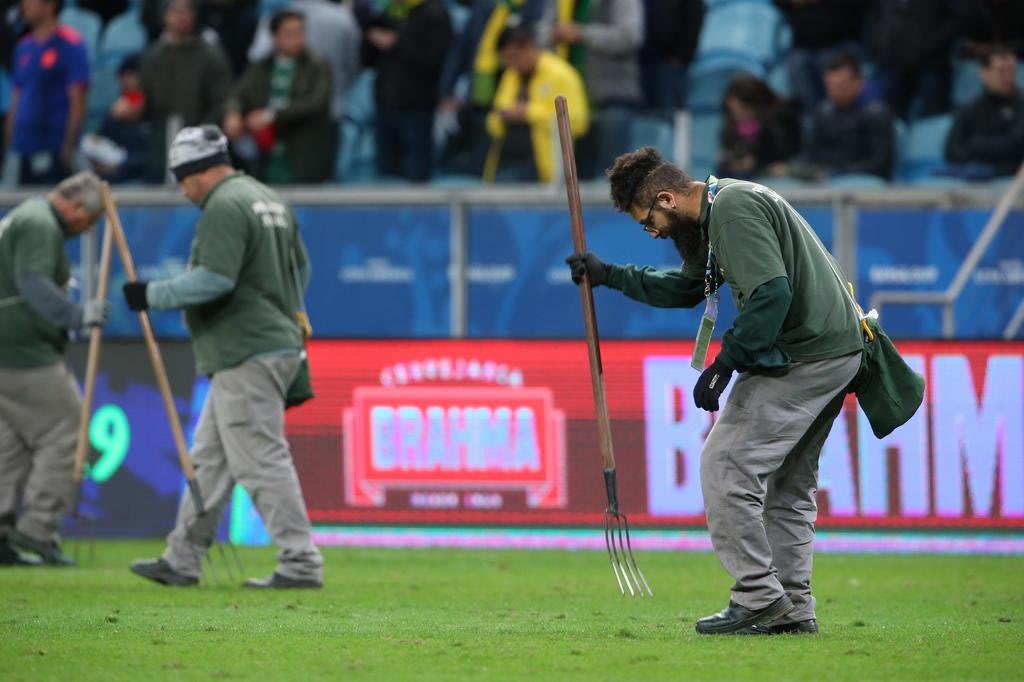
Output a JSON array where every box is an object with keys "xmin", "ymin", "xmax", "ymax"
[{"xmin": 343, "ymin": 360, "xmax": 567, "ymax": 509}]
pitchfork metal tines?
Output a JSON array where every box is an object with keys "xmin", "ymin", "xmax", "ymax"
[{"xmin": 603, "ymin": 469, "xmax": 653, "ymax": 597}]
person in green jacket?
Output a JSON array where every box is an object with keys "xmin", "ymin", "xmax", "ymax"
[
  {"xmin": 136, "ymin": 0, "xmax": 233, "ymax": 183},
  {"xmin": 125, "ymin": 125, "xmax": 323, "ymax": 589},
  {"xmin": 0, "ymin": 171, "xmax": 108, "ymax": 567},
  {"xmin": 567, "ymin": 147, "xmax": 864, "ymax": 635},
  {"xmin": 223, "ymin": 9, "xmax": 335, "ymax": 184}
]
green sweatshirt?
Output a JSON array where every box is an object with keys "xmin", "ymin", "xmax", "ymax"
[{"xmin": 605, "ymin": 178, "xmax": 862, "ymax": 372}]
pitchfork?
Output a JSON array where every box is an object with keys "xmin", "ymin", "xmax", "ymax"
[{"xmin": 555, "ymin": 97, "xmax": 653, "ymax": 597}]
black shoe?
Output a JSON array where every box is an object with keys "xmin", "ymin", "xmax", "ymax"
[
  {"xmin": 0, "ymin": 538, "xmax": 42, "ymax": 567},
  {"xmin": 130, "ymin": 558, "xmax": 198, "ymax": 587},
  {"xmin": 745, "ymin": 618, "xmax": 819, "ymax": 635},
  {"xmin": 695, "ymin": 595, "xmax": 795, "ymax": 635},
  {"xmin": 242, "ymin": 572, "xmax": 322, "ymax": 589},
  {"xmin": 9, "ymin": 530, "xmax": 74, "ymax": 566}
]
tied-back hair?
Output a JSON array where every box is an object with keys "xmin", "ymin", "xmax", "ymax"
[
  {"xmin": 606, "ymin": 146, "xmax": 695, "ymax": 212},
  {"xmin": 55, "ymin": 172, "xmax": 104, "ymax": 215}
]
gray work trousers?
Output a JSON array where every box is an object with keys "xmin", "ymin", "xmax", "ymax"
[
  {"xmin": 0, "ymin": 362, "xmax": 82, "ymax": 542},
  {"xmin": 701, "ymin": 352, "xmax": 861, "ymax": 623},
  {"xmin": 164, "ymin": 355, "xmax": 323, "ymax": 582}
]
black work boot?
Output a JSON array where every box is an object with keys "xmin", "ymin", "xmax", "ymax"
[
  {"xmin": 695, "ymin": 595, "xmax": 795, "ymax": 635},
  {"xmin": 746, "ymin": 619, "xmax": 819, "ymax": 635},
  {"xmin": 242, "ymin": 572, "xmax": 322, "ymax": 589},
  {"xmin": 0, "ymin": 537, "xmax": 41, "ymax": 566},
  {"xmin": 130, "ymin": 558, "xmax": 199, "ymax": 586},
  {"xmin": 9, "ymin": 530, "xmax": 74, "ymax": 566}
]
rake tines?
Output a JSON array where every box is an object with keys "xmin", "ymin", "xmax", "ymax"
[{"xmin": 603, "ymin": 470, "xmax": 653, "ymax": 597}]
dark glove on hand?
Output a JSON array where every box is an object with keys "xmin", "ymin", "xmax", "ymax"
[
  {"xmin": 565, "ymin": 252, "xmax": 609, "ymax": 286},
  {"xmin": 122, "ymin": 281, "xmax": 149, "ymax": 312},
  {"xmin": 693, "ymin": 357, "xmax": 734, "ymax": 412}
]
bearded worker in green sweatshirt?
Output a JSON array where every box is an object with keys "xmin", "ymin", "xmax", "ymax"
[
  {"xmin": 566, "ymin": 147, "xmax": 864, "ymax": 635},
  {"xmin": 125, "ymin": 125, "xmax": 322, "ymax": 589}
]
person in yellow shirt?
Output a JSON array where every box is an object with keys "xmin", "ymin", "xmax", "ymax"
[{"xmin": 484, "ymin": 25, "xmax": 589, "ymax": 182}]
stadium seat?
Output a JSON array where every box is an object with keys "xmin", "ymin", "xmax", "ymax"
[
  {"xmin": 689, "ymin": 112, "xmax": 722, "ymax": 179},
  {"xmin": 59, "ymin": 6, "xmax": 102, "ymax": 65},
  {"xmin": 952, "ymin": 59, "xmax": 983, "ymax": 108},
  {"xmin": 695, "ymin": 1, "xmax": 785, "ymax": 68},
  {"xmin": 629, "ymin": 115, "xmax": 674, "ymax": 160},
  {"xmin": 687, "ymin": 59, "xmax": 766, "ymax": 112},
  {"xmin": 338, "ymin": 117, "xmax": 377, "ymax": 183},
  {"xmin": 897, "ymin": 114, "xmax": 954, "ymax": 182},
  {"xmin": 99, "ymin": 10, "xmax": 146, "ymax": 68},
  {"xmin": 344, "ymin": 71, "xmax": 376, "ymax": 128}
]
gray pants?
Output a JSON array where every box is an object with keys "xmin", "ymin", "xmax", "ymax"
[
  {"xmin": 0, "ymin": 363, "xmax": 82, "ymax": 542},
  {"xmin": 701, "ymin": 353, "xmax": 861, "ymax": 622},
  {"xmin": 164, "ymin": 355, "xmax": 323, "ymax": 582}
]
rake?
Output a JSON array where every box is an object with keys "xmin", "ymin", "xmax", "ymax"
[
  {"xmin": 555, "ymin": 96, "xmax": 653, "ymax": 597},
  {"xmin": 101, "ymin": 184, "xmax": 243, "ymax": 581},
  {"xmin": 69, "ymin": 200, "xmax": 114, "ymax": 563}
]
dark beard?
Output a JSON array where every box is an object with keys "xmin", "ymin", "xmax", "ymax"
[{"xmin": 663, "ymin": 210, "xmax": 708, "ymax": 267}]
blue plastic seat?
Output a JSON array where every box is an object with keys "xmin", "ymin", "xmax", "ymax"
[
  {"xmin": 59, "ymin": 6, "xmax": 102, "ymax": 65},
  {"xmin": 689, "ymin": 112, "xmax": 722, "ymax": 179},
  {"xmin": 898, "ymin": 114, "xmax": 954, "ymax": 182},
  {"xmin": 696, "ymin": 1, "xmax": 784, "ymax": 67},
  {"xmin": 687, "ymin": 59, "xmax": 765, "ymax": 112},
  {"xmin": 99, "ymin": 10, "xmax": 146, "ymax": 69},
  {"xmin": 629, "ymin": 115, "xmax": 674, "ymax": 159}
]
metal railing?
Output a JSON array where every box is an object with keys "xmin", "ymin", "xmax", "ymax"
[
  {"xmin": 868, "ymin": 163, "xmax": 1024, "ymax": 339},
  {"xmin": 3, "ymin": 182, "xmax": 1015, "ymax": 340}
]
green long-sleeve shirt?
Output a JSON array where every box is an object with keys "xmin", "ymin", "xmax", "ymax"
[
  {"xmin": 605, "ymin": 264, "xmax": 705, "ymax": 308},
  {"xmin": 604, "ymin": 264, "xmax": 792, "ymax": 372}
]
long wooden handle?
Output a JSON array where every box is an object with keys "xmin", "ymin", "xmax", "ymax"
[
  {"xmin": 72, "ymin": 215, "xmax": 114, "ymax": 485},
  {"xmin": 555, "ymin": 96, "xmax": 616, "ymax": 472},
  {"xmin": 101, "ymin": 185, "xmax": 196, "ymax": 485}
]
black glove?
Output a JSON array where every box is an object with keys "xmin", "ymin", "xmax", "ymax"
[
  {"xmin": 693, "ymin": 357, "xmax": 734, "ymax": 412},
  {"xmin": 123, "ymin": 281, "xmax": 149, "ymax": 312},
  {"xmin": 565, "ymin": 252, "xmax": 609, "ymax": 286}
]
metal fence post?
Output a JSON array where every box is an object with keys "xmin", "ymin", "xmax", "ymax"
[{"xmin": 450, "ymin": 199, "xmax": 468, "ymax": 339}]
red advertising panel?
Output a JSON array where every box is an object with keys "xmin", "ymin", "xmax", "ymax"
[{"xmin": 287, "ymin": 340, "xmax": 1024, "ymax": 529}]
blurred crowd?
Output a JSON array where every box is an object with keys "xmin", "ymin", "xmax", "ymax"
[{"xmin": 1, "ymin": 0, "xmax": 1022, "ymax": 187}]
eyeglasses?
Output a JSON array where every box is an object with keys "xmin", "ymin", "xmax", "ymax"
[{"xmin": 639, "ymin": 197, "xmax": 659, "ymax": 234}]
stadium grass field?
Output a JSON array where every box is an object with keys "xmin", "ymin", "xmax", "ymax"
[{"xmin": 2, "ymin": 541, "xmax": 1022, "ymax": 681}]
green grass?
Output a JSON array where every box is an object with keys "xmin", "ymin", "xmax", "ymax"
[{"xmin": 1, "ymin": 541, "xmax": 1022, "ymax": 681}]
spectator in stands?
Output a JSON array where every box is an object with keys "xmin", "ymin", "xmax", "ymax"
[
  {"xmin": 537, "ymin": 0, "xmax": 643, "ymax": 109},
  {"xmin": 772, "ymin": 0, "xmax": 867, "ymax": 116},
  {"xmin": 198, "ymin": 0, "xmax": 260, "ymax": 76},
  {"xmin": 537, "ymin": 0, "xmax": 644, "ymax": 177},
  {"xmin": 436, "ymin": 0, "xmax": 543, "ymax": 176},
  {"xmin": 5, "ymin": 0, "xmax": 88, "ymax": 185},
  {"xmin": 248, "ymin": 0, "xmax": 361, "ymax": 122},
  {"xmin": 224, "ymin": 10, "xmax": 333, "ymax": 184},
  {"xmin": 137, "ymin": 0, "xmax": 232, "ymax": 182},
  {"xmin": 483, "ymin": 25, "xmax": 588, "ymax": 182},
  {"xmin": 83, "ymin": 54, "xmax": 149, "ymax": 184},
  {"xmin": 944, "ymin": 47, "xmax": 1024, "ymax": 178},
  {"xmin": 638, "ymin": 0, "xmax": 704, "ymax": 112},
  {"xmin": 869, "ymin": 0, "xmax": 959, "ymax": 120},
  {"xmin": 774, "ymin": 53, "xmax": 894, "ymax": 181},
  {"xmin": 716, "ymin": 74, "xmax": 801, "ymax": 180},
  {"xmin": 362, "ymin": 0, "xmax": 452, "ymax": 182}
]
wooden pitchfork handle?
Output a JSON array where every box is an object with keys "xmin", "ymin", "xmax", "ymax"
[
  {"xmin": 554, "ymin": 96, "xmax": 617, "ymax": 481},
  {"xmin": 101, "ymin": 184, "xmax": 206, "ymax": 515},
  {"xmin": 71, "ymin": 202, "xmax": 114, "ymax": 504}
]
